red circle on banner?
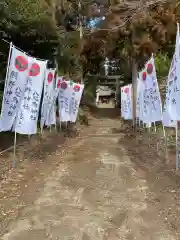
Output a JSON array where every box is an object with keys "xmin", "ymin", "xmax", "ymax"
[
  {"xmin": 57, "ymin": 79, "xmax": 61, "ymax": 88},
  {"xmin": 142, "ymin": 71, "xmax": 146, "ymax": 81},
  {"xmin": 29, "ymin": 63, "xmax": 40, "ymax": 77},
  {"xmin": 73, "ymin": 85, "xmax": 80, "ymax": 92},
  {"xmin": 47, "ymin": 72, "xmax": 53, "ymax": 84},
  {"xmin": 15, "ymin": 56, "xmax": 28, "ymax": 72},
  {"xmin": 61, "ymin": 81, "xmax": 67, "ymax": 90},
  {"xmin": 147, "ymin": 63, "xmax": 153, "ymax": 74},
  {"xmin": 124, "ymin": 88, "xmax": 129, "ymax": 94}
]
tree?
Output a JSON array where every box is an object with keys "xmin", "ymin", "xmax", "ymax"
[
  {"xmin": 0, "ymin": 0, "xmax": 59, "ymax": 78},
  {"xmin": 81, "ymin": 1, "xmax": 178, "ymax": 82},
  {"xmin": 55, "ymin": 0, "xmax": 106, "ymax": 80}
]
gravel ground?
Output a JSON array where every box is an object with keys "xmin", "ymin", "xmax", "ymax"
[{"xmin": 0, "ymin": 106, "xmax": 180, "ymax": 239}]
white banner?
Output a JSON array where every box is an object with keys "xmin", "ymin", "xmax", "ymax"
[
  {"xmin": 40, "ymin": 69, "xmax": 55, "ymax": 129},
  {"xmin": 137, "ymin": 72, "xmax": 145, "ymax": 123},
  {"xmin": 139, "ymin": 56, "xmax": 162, "ymax": 124},
  {"xmin": 121, "ymin": 84, "xmax": 132, "ymax": 120},
  {"xmin": 121, "ymin": 86, "xmax": 125, "ymax": 118},
  {"xmin": 0, "ymin": 45, "xmax": 29, "ymax": 131},
  {"xmin": 147, "ymin": 56, "xmax": 162, "ymax": 122},
  {"xmin": 162, "ymin": 54, "xmax": 176, "ymax": 127},
  {"xmin": 140, "ymin": 69, "xmax": 151, "ymax": 124},
  {"xmin": 136, "ymin": 77, "xmax": 141, "ymax": 119},
  {"xmin": 58, "ymin": 79, "xmax": 72, "ymax": 122},
  {"xmin": 165, "ymin": 23, "xmax": 180, "ymax": 121},
  {"xmin": 70, "ymin": 83, "xmax": 84, "ymax": 123},
  {"xmin": 46, "ymin": 83, "xmax": 60, "ymax": 126},
  {"xmin": 15, "ymin": 59, "xmax": 47, "ymax": 134}
]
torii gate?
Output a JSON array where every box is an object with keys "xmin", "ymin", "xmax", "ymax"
[{"xmin": 88, "ymin": 74, "xmax": 124, "ymax": 106}]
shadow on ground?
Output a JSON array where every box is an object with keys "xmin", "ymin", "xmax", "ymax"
[
  {"xmin": 0, "ymin": 123, "xmax": 78, "ymax": 152},
  {"xmin": 0, "ymin": 123, "xmax": 80, "ymax": 179},
  {"xmin": 116, "ymin": 122, "xmax": 180, "ymax": 236},
  {"xmin": 89, "ymin": 106, "xmax": 120, "ymax": 119},
  {"xmin": 0, "ymin": 132, "xmax": 28, "ymax": 152}
]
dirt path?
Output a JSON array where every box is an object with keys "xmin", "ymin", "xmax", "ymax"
[{"xmin": 1, "ymin": 109, "xmax": 180, "ymax": 239}]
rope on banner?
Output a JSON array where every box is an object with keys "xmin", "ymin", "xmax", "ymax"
[{"xmin": 2, "ymin": 39, "xmax": 48, "ymax": 62}]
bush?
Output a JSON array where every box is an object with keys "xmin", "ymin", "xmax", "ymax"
[
  {"xmin": 154, "ymin": 53, "xmax": 171, "ymax": 83},
  {"xmin": 77, "ymin": 107, "xmax": 89, "ymax": 125},
  {"xmin": 0, "ymin": 0, "xmax": 59, "ymax": 77}
]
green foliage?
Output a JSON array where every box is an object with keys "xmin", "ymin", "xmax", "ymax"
[
  {"xmin": 57, "ymin": 31, "xmax": 81, "ymax": 77},
  {"xmin": 154, "ymin": 53, "xmax": 171, "ymax": 83},
  {"xmin": 0, "ymin": 0, "xmax": 61, "ymax": 105},
  {"xmin": 3, "ymin": 0, "xmax": 58, "ymax": 40},
  {"xmin": 82, "ymin": 75, "xmax": 97, "ymax": 106},
  {"xmin": 0, "ymin": 0, "xmax": 59, "ymax": 77},
  {"xmin": 83, "ymin": 88, "xmax": 95, "ymax": 106},
  {"xmin": 77, "ymin": 107, "xmax": 89, "ymax": 125}
]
